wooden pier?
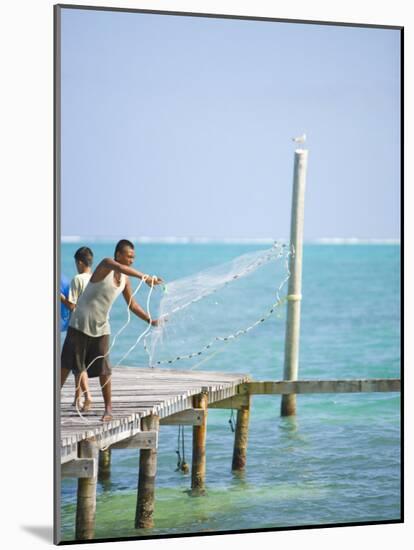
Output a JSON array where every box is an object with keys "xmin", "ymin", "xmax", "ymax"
[
  {"xmin": 59, "ymin": 367, "xmax": 400, "ymax": 541},
  {"xmin": 60, "ymin": 367, "xmax": 250, "ymax": 464},
  {"xmin": 60, "ymin": 366, "xmax": 251, "ymax": 540}
]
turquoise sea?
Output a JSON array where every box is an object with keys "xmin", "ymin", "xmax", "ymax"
[{"xmin": 60, "ymin": 242, "xmax": 401, "ymax": 541}]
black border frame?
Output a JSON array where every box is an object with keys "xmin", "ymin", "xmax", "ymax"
[
  {"xmin": 54, "ymin": 4, "xmax": 62, "ymax": 544},
  {"xmin": 53, "ymin": 3, "xmax": 404, "ymax": 545}
]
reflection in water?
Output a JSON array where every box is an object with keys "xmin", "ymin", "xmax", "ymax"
[
  {"xmin": 279, "ymin": 415, "xmax": 299, "ymax": 434},
  {"xmin": 98, "ymin": 478, "xmax": 113, "ymax": 493},
  {"xmin": 231, "ymin": 469, "xmax": 247, "ymax": 484},
  {"xmin": 278, "ymin": 416, "xmax": 309, "ymax": 442}
]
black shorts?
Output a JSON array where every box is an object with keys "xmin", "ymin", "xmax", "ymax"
[{"xmin": 61, "ymin": 327, "xmax": 112, "ymax": 378}]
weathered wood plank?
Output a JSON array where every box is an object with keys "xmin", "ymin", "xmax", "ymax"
[
  {"xmin": 209, "ymin": 394, "xmax": 251, "ymax": 410},
  {"xmin": 61, "ymin": 440, "xmax": 78, "ymax": 464},
  {"xmin": 160, "ymin": 408, "xmax": 205, "ymax": 426},
  {"xmin": 62, "ymin": 458, "xmax": 97, "ymax": 479},
  {"xmin": 239, "ymin": 379, "xmax": 401, "ymax": 395},
  {"xmin": 110, "ymin": 431, "xmax": 158, "ymax": 450}
]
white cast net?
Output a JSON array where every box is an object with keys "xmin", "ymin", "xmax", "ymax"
[{"xmin": 138, "ymin": 242, "xmax": 291, "ymax": 368}]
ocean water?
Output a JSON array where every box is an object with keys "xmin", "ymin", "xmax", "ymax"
[{"xmin": 60, "ymin": 242, "xmax": 401, "ymax": 541}]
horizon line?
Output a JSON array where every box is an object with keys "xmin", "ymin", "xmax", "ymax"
[{"xmin": 61, "ymin": 235, "xmax": 400, "ymax": 245}]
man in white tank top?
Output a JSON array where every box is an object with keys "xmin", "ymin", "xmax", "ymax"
[{"xmin": 61, "ymin": 239, "xmax": 163, "ymax": 422}]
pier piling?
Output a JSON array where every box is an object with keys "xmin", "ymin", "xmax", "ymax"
[
  {"xmin": 281, "ymin": 148, "xmax": 308, "ymax": 416},
  {"xmin": 191, "ymin": 390, "xmax": 208, "ymax": 494},
  {"xmin": 98, "ymin": 448, "xmax": 111, "ymax": 482},
  {"xmin": 232, "ymin": 395, "xmax": 251, "ymax": 472},
  {"xmin": 75, "ymin": 437, "xmax": 99, "ymax": 540},
  {"xmin": 135, "ymin": 415, "xmax": 160, "ymax": 529}
]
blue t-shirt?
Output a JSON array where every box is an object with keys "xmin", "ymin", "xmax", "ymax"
[{"xmin": 60, "ymin": 275, "xmax": 71, "ymax": 332}]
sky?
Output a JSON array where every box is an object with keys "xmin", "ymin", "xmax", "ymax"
[{"xmin": 60, "ymin": 7, "xmax": 401, "ymax": 240}]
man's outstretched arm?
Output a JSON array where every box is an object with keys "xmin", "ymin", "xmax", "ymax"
[
  {"xmin": 102, "ymin": 258, "xmax": 163, "ymax": 286},
  {"xmin": 122, "ymin": 279, "xmax": 160, "ymax": 326}
]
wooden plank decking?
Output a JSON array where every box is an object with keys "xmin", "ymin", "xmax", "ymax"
[{"xmin": 60, "ymin": 366, "xmax": 250, "ymax": 463}]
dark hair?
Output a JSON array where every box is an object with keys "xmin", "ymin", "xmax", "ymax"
[
  {"xmin": 114, "ymin": 239, "xmax": 134, "ymax": 258},
  {"xmin": 74, "ymin": 246, "xmax": 94, "ymax": 267}
]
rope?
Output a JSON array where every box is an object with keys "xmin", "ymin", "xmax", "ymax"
[
  {"xmin": 109, "ymin": 277, "xmax": 155, "ymax": 369},
  {"xmin": 228, "ymin": 408, "xmax": 236, "ymax": 433},
  {"xmin": 286, "ymin": 294, "xmax": 302, "ymax": 301},
  {"xmin": 175, "ymin": 425, "xmax": 182, "ymax": 470},
  {"xmin": 73, "ymin": 274, "xmax": 155, "ymax": 423},
  {"xmin": 175, "ymin": 425, "xmax": 189, "ymax": 473}
]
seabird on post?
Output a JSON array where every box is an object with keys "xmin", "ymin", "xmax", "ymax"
[{"xmin": 292, "ymin": 133, "xmax": 306, "ymax": 149}]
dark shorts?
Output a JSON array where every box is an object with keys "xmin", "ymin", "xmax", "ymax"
[{"xmin": 61, "ymin": 327, "xmax": 112, "ymax": 378}]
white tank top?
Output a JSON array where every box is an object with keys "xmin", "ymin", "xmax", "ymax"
[{"xmin": 69, "ymin": 270, "xmax": 126, "ymax": 337}]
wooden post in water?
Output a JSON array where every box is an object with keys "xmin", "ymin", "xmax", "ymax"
[
  {"xmin": 281, "ymin": 148, "xmax": 308, "ymax": 417},
  {"xmin": 98, "ymin": 448, "xmax": 111, "ymax": 482},
  {"xmin": 135, "ymin": 415, "xmax": 159, "ymax": 529},
  {"xmin": 191, "ymin": 390, "xmax": 208, "ymax": 494},
  {"xmin": 232, "ymin": 395, "xmax": 251, "ymax": 472},
  {"xmin": 75, "ymin": 437, "xmax": 99, "ymax": 540}
]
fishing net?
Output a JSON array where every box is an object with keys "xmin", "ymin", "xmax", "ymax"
[{"xmin": 135, "ymin": 242, "xmax": 292, "ymax": 368}]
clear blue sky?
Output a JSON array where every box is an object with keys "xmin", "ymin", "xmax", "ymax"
[{"xmin": 60, "ymin": 8, "xmax": 401, "ymax": 240}]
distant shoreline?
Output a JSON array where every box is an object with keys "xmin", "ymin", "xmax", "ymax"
[{"xmin": 61, "ymin": 236, "xmax": 400, "ymax": 245}]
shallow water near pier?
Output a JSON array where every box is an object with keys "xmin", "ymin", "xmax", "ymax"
[{"xmin": 60, "ymin": 242, "xmax": 400, "ymax": 540}]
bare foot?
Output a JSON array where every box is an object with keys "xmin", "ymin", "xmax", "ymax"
[
  {"xmin": 81, "ymin": 398, "xmax": 92, "ymax": 413},
  {"xmin": 101, "ymin": 409, "xmax": 113, "ymax": 422}
]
